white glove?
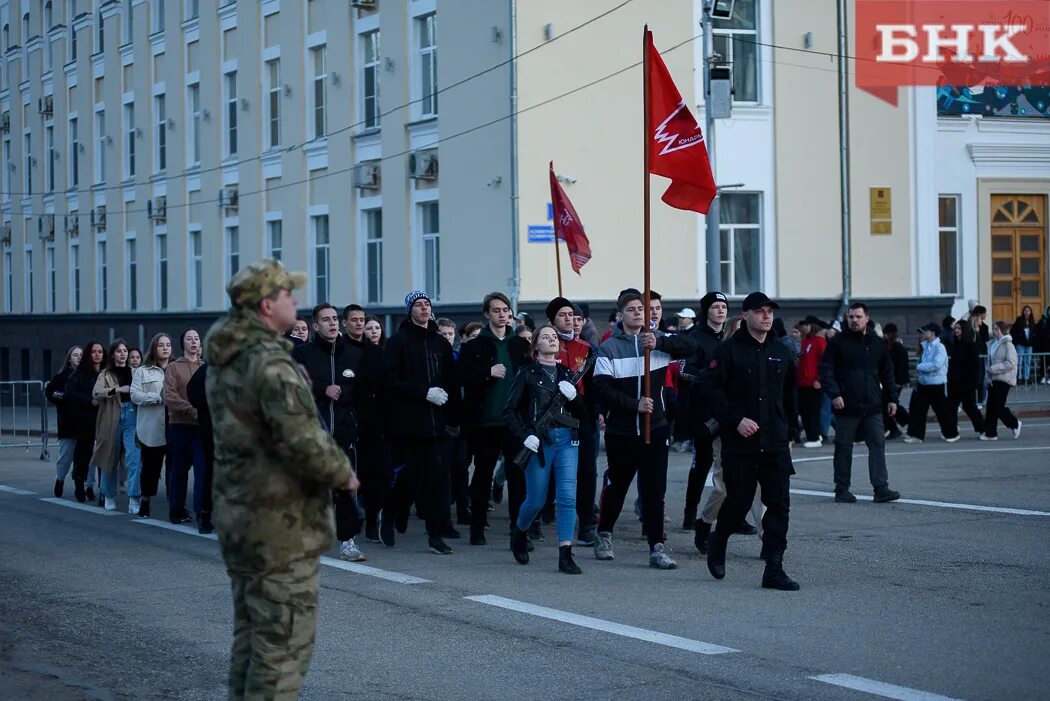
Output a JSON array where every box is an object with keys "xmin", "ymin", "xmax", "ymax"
[
  {"xmin": 426, "ymin": 387, "xmax": 449, "ymax": 406},
  {"xmin": 557, "ymin": 380, "xmax": 577, "ymax": 401},
  {"xmin": 523, "ymin": 435, "xmax": 540, "ymax": 453}
]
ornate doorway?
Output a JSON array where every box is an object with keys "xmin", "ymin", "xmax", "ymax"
[{"xmin": 990, "ymin": 195, "xmax": 1046, "ymax": 322}]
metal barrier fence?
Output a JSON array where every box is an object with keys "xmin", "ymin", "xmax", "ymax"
[
  {"xmin": 0, "ymin": 381, "xmax": 50, "ymax": 460},
  {"xmin": 979, "ymin": 352, "xmax": 1050, "ymax": 405}
]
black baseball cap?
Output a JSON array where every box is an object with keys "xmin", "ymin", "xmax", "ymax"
[
  {"xmin": 802, "ymin": 314, "xmax": 827, "ymax": 328},
  {"xmin": 883, "ymin": 322, "xmax": 899, "ymax": 334},
  {"xmin": 741, "ymin": 292, "xmax": 779, "ymax": 312}
]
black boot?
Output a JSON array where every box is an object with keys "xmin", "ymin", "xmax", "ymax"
[
  {"xmin": 197, "ymin": 511, "xmax": 214, "ymax": 534},
  {"xmin": 138, "ymin": 498, "xmax": 151, "ymax": 519},
  {"xmin": 53, "ymin": 480, "xmax": 64, "ymax": 498},
  {"xmin": 558, "ymin": 545, "xmax": 582, "ymax": 575},
  {"xmin": 74, "ymin": 480, "xmax": 86, "ymax": 502},
  {"xmin": 761, "ymin": 551, "xmax": 800, "ymax": 591},
  {"xmin": 85, "ymin": 486, "xmax": 95, "ymax": 502},
  {"xmin": 706, "ymin": 532, "xmax": 728, "ymax": 580},
  {"xmin": 510, "ymin": 526, "xmax": 530, "ymax": 565},
  {"xmin": 470, "ymin": 512, "xmax": 487, "ymax": 545},
  {"xmin": 693, "ymin": 520, "xmax": 711, "ymax": 554}
]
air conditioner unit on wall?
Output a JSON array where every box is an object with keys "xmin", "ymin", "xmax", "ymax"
[
  {"xmin": 352, "ymin": 162, "xmax": 381, "ymax": 190},
  {"xmin": 66, "ymin": 215, "xmax": 80, "ymax": 237},
  {"xmin": 39, "ymin": 214, "xmax": 55, "ymax": 240},
  {"xmin": 219, "ymin": 187, "xmax": 239, "ymax": 212},
  {"xmin": 1, "ymin": 113, "xmax": 10, "ymax": 132},
  {"xmin": 408, "ymin": 150, "xmax": 438, "ymax": 180},
  {"xmin": 91, "ymin": 206, "xmax": 107, "ymax": 231},
  {"xmin": 0, "ymin": 224, "xmax": 11, "ymax": 245},
  {"xmin": 38, "ymin": 95, "xmax": 54, "ymax": 116},
  {"xmin": 148, "ymin": 196, "xmax": 167, "ymax": 222},
  {"xmin": 351, "ymin": 0, "xmax": 378, "ymax": 10}
]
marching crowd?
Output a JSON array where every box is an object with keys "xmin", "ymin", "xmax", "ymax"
[{"xmin": 43, "ymin": 276, "xmax": 1046, "ymax": 589}]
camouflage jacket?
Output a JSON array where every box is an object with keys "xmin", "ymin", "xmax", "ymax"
[{"xmin": 204, "ymin": 307, "xmax": 351, "ymax": 574}]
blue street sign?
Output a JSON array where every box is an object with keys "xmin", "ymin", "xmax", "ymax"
[
  {"xmin": 528, "ymin": 225, "xmax": 555, "ymax": 243},
  {"xmin": 547, "ymin": 203, "xmax": 554, "ymax": 221}
]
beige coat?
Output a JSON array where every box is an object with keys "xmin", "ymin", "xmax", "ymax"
[
  {"xmin": 90, "ymin": 370, "xmax": 123, "ymax": 475},
  {"xmin": 164, "ymin": 357, "xmax": 203, "ymax": 425},
  {"xmin": 131, "ymin": 364, "xmax": 167, "ymax": 447},
  {"xmin": 986, "ymin": 336, "xmax": 1018, "ymax": 387}
]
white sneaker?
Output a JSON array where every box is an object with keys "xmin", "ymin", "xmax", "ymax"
[
  {"xmin": 128, "ymin": 497, "xmax": 141, "ymax": 515},
  {"xmin": 902, "ymin": 436, "xmax": 923, "ymax": 444},
  {"xmin": 802, "ymin": 440, "xmax": 822, "ymax": 449},
  {"xmin": 104, "ymin": 496, "xmax": 117, "ymax": 512},
  {"xmin": 340, "ymin": 539, "xmax": 367, "ymax": 562},
  {"xmin": 649, "ymin": 543, "xmax": 678, "ymax": 570},
  {"xmin": 943, "ymin": 435, "xmax": 961, "ymax": 443},
  {"xmin": 978, "ymin": 434, "xmax": 997, "ymax": 441},
  {"xmin": 1013, "ymin": 421, "xmax": 1022, "ymax": 440}
]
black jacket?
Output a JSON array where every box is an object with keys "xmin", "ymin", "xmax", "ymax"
[
  {"xmin": 382, "ymin": 318, "xmax": 457, "ymax": 439},
  {"xmin": 186, "ymin": 365, "xmax": 213, "ymax": 463},
  {"xmin": 887, "ymin": 340, "xmax": 910, "ymax": 389},
  {"xmin": 503, "ymin": 362, "xmax": 584, "ymax": 450},
  {"xmin": 1010, "ymin": 316, "xmax": 1036, "ymax": 348},
  {"xmin": 456, "ymin": 328, "xmax": 532, "ymax": 429},
  {"xmin": 820, "ymin": 329, "xmax": 898, "ymax": 417},
  {"xmin": 46, "ymin": 366, "xmax": 76, "ymax": 438},
  {"xmin": 346, "ymin": 337, "xmax": 386, "ymax": 439},
  {"xmin": 64, "ymin": 366, "xmax": 101, "ymax": 439},
  {"xmin": 946, "ymin": 339, "xmax": 981, "ymax": 394},
  {"xmin": 708, "ymin": 330, "xmax": 798, "ymax": 455},
  {"xmin": 682, "ymin": 323, "xmax": 725, "ymax": 426},
  {"xmin": 292, "ymin": 334, "xmax": 366, "ymax": 446}
]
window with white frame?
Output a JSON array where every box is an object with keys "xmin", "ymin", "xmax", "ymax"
[
  {"xmin": 1, "ymin": 136, "xmax": 9, "ymax": 202},
  {"xmin": 125, "ymin": 237, "xmax": 137, "ymax": 310},
  {"xmin": 224, "ymin": 71, "xmax": 237, "ymax": 157},
  {"xmin": 311, "ymin": 45, "xmax": 326, "ymax": 138},
  {"xmin": 46, "ymin": 242, "xmax": 56, "ymax": 312},
  {"xmin": 122, "ymin": 0, "xmax": 133, "ymax": 45},
  {"xmin": 418, "ymin": 14, "xmax": 438, "ymax": 117},
  {"xmin": 938, "ymin": 195, "xmax": 960, "ymax": 296},
  {"xmin": 3, "ymin": 245, "xmax": 13, "ymax": 313},
  {"xmin": 155, "ymin": 231, "xmax": 167, "ymax": 309},
  {"xmin": 44, "ymin": 1, "xmax": 53, "ymax": 71},
  {"xmin": 94, "ymin": 110, "xmax": 106, "ymax": 183},
  {"xmin": 152, "ymin": 0, "xmax": 165, "ymax": 34},
  {"xmin": 24, "ymin": 133, "xmax": 32, "ymax": 195},
  {"xmin": 69, "ymin": 239, "xmax": 80, "ymax": 311},
  {"xmin": 187, "ymin": 83, "xmax": 200, "ymax": 166},
  {"xmin": 185, "ymin": 0, "xmax": 198, "ymax": 21},
  {"xmin": 312, "ymin": 214, "xmax": 329, "ymax": 302},
  {"xmin": 420, "ymin": 201, "xmax": 440, "ymax": 300},
  {"xmin": 45, "ymin": 125, "xmax": 55, "ymax": 192},
  {"xmin": 267, "ymin": 219, "xmax": 282, "ymax": 260},
  {"xmin": 154, "ymin": 94, "xmax": 166, "ymax": 171},
  {"xmin": 69, "ymin": 11, "xmax": 76, "ymax": 60},
  {"xmin": 365, "ymin": 208, "xmax": 382, "ymax": 304},
  {"xmin": 96, "ymin": 238, "xmax": 107, "ymax": 311},
  {"xmin": 711, "ymin": 0, "xmax": 758, "ymax": 104},
  {"xmin": 124, "ymin": 102, "xmax": 136, "ymax": 178},
  {"xmin": 95, "ymin": 6, "xmax": 103, "ymax": 53},
  {"xmin": 68, "ymin": 117, "xmax": 79, "ymax": 187},
  {"xmin": 718, "ymin": 193, "xmax": 762, "ymax": 296},
  {"xmin": 362, "ymin": 30, "xmax": 380, "ymax": 129},
  {"xmin": 265, "ymin": 59, "xmax": 280, "ymax": 148},
  {"xmin": 188, "ymin": 228, "xmax": 202, "ymax": 308},
  {"xmin": 225, "ymin": 225, "xmax": 239, "ymax": 283},
  {"xmin": 23, "ymin": 247, "xmax": 33, "ymax": 313}
]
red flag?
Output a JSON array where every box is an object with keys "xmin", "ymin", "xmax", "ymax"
[
  {"xmin": 549, "ymin": 162, "xmax": 592, "ymax": 274},
  {"xmin": 646, "ymin": 32, "xmax": 716, "ymax": 214}
]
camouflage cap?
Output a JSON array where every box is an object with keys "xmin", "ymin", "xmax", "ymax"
[{"xmin": 226, "ymin": 258, "xmax": 307, "ymax": 308}]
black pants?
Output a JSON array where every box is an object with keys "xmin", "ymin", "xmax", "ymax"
[
  {"xmin": 357, "ymin": 436, "xmax": 389, "ymax": 528},
  {"xmin": 72, "ymin": 433, "xmax": 95, "ymax": 483},
  {"xmin": 446, "ymin": 433, "xmax": 472, "ymax": 524},
  {"xmin": 946, "ymin": 386, "xmax": 986, "ymax": 434},
  {"xmin": 684, "ymin": 425, "xmax": 715, "ymax": 518},
  {"xmin": 139, "ymin": 444, "xmax": 166, "ymax": 498},
  {"xmin": 797, "ymin": 387, "xmax": 823, "ymax": 442},
  {"xmin": 575, "ymin": 417, "xmax": 599, "ymax": 534},
  {"xmin": 714, "ymin": 450, "xmax": 793, "ymax": 554},
  {"xmin": 672, "ymin": 390, "xmax": 692, "ymax": 443},
  {"xmin": 907, "ymin": 384, "xmax": 958, "ymax": 440},
  {"xmin": 468, "ymin": 426, "xmax": 526, "ymax": 533},
  {"xmin": 984, "ymin": 381, "xmax": 1019, "ymax": 437},
  {"xmin": 597, "ymin": 425, "xmax": 671, "ymax": 548},
  {"xmin": 384, "ymin": 436, "xmax": 449, "ymax": 538},
  {"xmin": 884, "ymin": 401, "xmax": 909, "ymax": 434}
]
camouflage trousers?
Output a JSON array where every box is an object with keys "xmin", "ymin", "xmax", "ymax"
[{"xmin": 227, "ymin": 557, "xmax": 320, "ymax": 701}]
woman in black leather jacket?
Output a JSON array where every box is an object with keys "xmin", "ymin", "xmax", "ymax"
[
  {"xmin": 503, "ymin": 324, "xmax": 585, "ymax": 574},
  {"xmin": 64, "ymin": 341, "xmax": 106, "ymax": 502}
]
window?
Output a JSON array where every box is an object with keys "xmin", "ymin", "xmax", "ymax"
[
  {"xmin": 124, "ymin": 102, "xmax": 135, "ymax": 178},
  {"xmin": 44, "ymin": 2, "xmax": 53, "ymax": 33},
  {"xmin": 418, "ymin": 14, "xmax": 438, "ymax": 117},
  {"xmin": 187, "ymin": 83, "xmax": 200, "ymax": 165},
  {"xmin": 69, "ymin": 20, "xmax": 76, "ymax": 60},
  {"xmin": 96, "ymin": 239, "xmax": 107, "ymax": 311},
  {"xmin": 45, "ymin": 125, "xmax": 55, "ymax": 192},
  {"xmin": 311, "ymin": 45, "xmax": 326, "ymax": 138},
  {"xmin": 421, "ymin": 201, "xmax": 440, "ymax": 300},
  {"xmin": 365, "ymin": 208, "xmax": 382, "ymax": 303},
  {"xmin": 362, "ymin": 31, "xmax": 380, "ymax": 129},
  {"xmin": 224, "ymin": 71, "xmax": 237, "ymax": 157},
  {"xmin": 185, "ymin": 0, "xmax": 198, "ymax": 21},
  {"xmin": 69, "ymin": 240, "xmax": 80, "ymax": 311},
  {"xmin": 24, "ymin": 133, "xmax": 32, "ymax": 195},
  {"xmin": 95, "ymin": 7, "xmax": 103, "ymax": 53},
  {"xmin": 712, "ymin": 0, "xmax": 758, "ymax": 103},
  {"xmin": 225, "ymin": 226, "xmax": 239, "ymax": 282},
  {"xmin": 2, "ymin": 24, "xmax": 8, "ymax": 53},
  {"xmin": 938, "ymin": 195, "xmax": 960, "ymax": 296},
  {"xmin": 266, "ymin": 59, "xmax": 280, "ymax": 148},
  {"xmin": 3, "ymin": 246, "xmax": 12, "ymax": 312},
  {"xmin": 22, "ymin": 12, "xmax": 29, "ymax": 41},
  {"xmin": 152, "ymin": 0, "xmax": 165, "ymax": 33},
  {"xmin": 1, "ymin": 137, "xmax": 8, "ymax": 202},
  {"xmin": 155, "ymin": 231, "xmax": 167, "ymax": 309},
  {"xmin": 267, "ymin": 219, "xmax": 282, "ymax": 260},
  {"xmin": 188, "ymin": 229, "xmax": 202, "ymax": 308},
  {"xmin": 95, "ymin": 110, "xmax": 106, "ymax": 183},
  {"xmin": 125, "ymin": 238, "xmax": 137, "ymax": 310},
  {"xmin": 122, "ymin": 0, "xmax": 133, "ymax": 45},
  {"xmin": 69, "ymin": 117, "xmax": 79, "ymax": 187},
  {"xmin": 154, "ymin": 94, "xmax": 166, "ymax": 171},
  {"xmin": 44, "ymin": 1, "xmax": 53, "ymax": 70},
  {"xmin": 24, "ymin": 248, "xmax": 34, "ymax": 313},
  {"xmin": 46, "ymin": 243, "xmax": 56, "ymax": 312},
  {"xmin": 312, "ymin": 214, "xmax": 329, "ymax": 302},
  {"xmin": 718, "ymin": 193, "xmax": 762, "ymax": 296}
]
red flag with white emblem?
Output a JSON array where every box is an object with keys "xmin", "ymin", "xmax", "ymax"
[{"xmin": 549, "ymin": 162, "xmax": 592, "ymax": 274}]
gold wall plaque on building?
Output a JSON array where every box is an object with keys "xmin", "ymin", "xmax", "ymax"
[{"xmin": 870, "ymin": 187, "xmax": 892, "ymax": 235}]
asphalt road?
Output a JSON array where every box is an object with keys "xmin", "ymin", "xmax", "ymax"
[{"xmin": 1, "ymin": 422, "xmax": 1048, "ymax": 701}]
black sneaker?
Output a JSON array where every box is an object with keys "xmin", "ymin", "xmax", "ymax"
[
  {"xmin": 197, "ymin": 513, "xmax": 215, "ymax": 534},
  {"xmin": 365, "ymin": 523, "xmax": 380, "ymax": 543},
  {"xmin": 53, "ymin": 480, "xmax": 64, "ymax": 498},
  {"xmin": 834, "ymin": 490, "xmax": 858, "ymax": 503},
  {"xmin": 441, "ymin": 524, "xmax": 461, "ymax": 539},
  {"xmin": 138, "ymin": 499, "xmax": 151, "ymax": 519},
  {"xmin": 527, "ymin": 522, "xmax": 545, "ymax": 542},
  {"xmin": 74, "ymin": 482, "xmax": 86, "ymax": 503},
  {"xmin": 85, "ymin": 487, "xmax": 96, "ymax": 502},
  {"xmin": 428, "ymin": 537, "xmax": 453, "ymax": 555},
  {"xmin": 873, "ymin": 488, "xmax": 901, "ymax": 503},
  {"xmin": 491, "ymin": 481, "xmax": 504, "ymax": 504},
  {"xmin": 575, "ymin": 527, "xmax": 596, "ymax": 547},
  {"xmin": 734, "ymin": 520, "xmax": 758, "ymax": 536}
]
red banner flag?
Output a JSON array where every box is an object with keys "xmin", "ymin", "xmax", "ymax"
[
  {"xmin": 549, "ymin": 162, "xmax": 592, "ymax": 274},
  {"xmin": 646, "ymin": 32, "xmax": 716, "ymax": 214}
]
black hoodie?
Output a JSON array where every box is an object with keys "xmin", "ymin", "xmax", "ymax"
[
  {"xmin": 382, "ymin": 318, "xmax": 457, "ymax": 439},
  {"xmin": 293, "ymin": 334, "xmax": 365, "ymax": 446}
]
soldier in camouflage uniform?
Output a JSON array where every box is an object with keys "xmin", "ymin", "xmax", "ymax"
[{"xmin": 204, "ymin": 259, "xmax": 356, "ymax": 701}]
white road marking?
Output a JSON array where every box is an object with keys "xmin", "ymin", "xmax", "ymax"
[
  {"xmin": 132, "ymin": 518, "xmax": 219, "ymax": 540},
  {"xmin": 466, "ymin": 594, "xmax": 738, "ymax": 655},
  {"xmin": 0, "ymin": 485, "xmax": 36, "ymax": 495},
  {"xmin": 793, "ymin": 445, "xmax": 1050, "ymax": 464},
  {"xmin": 790, "ymin": 489, "xmax": 1050, "ymax": 517},
  {"xmin": 39, "ymin": 496, "xmax": 123, "ymax": 515},
  {"xmin": 320, "ymin": 556, "xmax": 431, "ymax": 585},
  {"xmin": 810, "ymin": 673, "xmax": 962, "ymax": 700}
]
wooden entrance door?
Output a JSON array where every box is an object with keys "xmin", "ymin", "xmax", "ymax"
[{"xmin": 990, "ymin": 195, "xmax": 1046, "ymax": 323}]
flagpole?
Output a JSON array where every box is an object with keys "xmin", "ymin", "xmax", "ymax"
[
  {"xmin": 554, "ymin": 236, "xmax": 564, "ymax": 296},
  {"xmin": 642, "ymin": 26, "xmax": 652, "ymax": 445}
]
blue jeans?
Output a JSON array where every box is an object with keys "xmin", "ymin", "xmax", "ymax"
[
  {"xmin": 516, "ymin": 427, "xmax": 578, "ymax": 544},
  {"xmin": 1018, "ymin": 345, "xmax": 1032, "ymax": 382},
  {"xmin": 102, "ymin": 404, "xmax": 142, "ymax": 498},
  {"xmin": 167, "ymin": 424, "xmax": 206, "ymax": 519},
  {"xmin": 55, "ymin": 437, "xmax": 76, "ymax": 481}
]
